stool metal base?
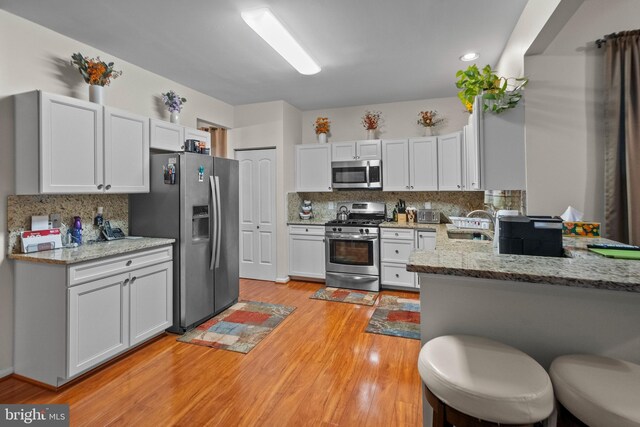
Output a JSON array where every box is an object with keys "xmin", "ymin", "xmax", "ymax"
[{"xmin": 424, "ymin": 384, "xmax": 541, "ymax": 427}]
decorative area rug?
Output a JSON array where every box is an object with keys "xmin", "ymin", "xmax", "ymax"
[
  {"xmin": 177, "ymin": 301, "xmax": 296, "ymax": 353},
  {"xmin": 310, "ymin": 287, "xmax": 378, "ymax": 306},
  {"xmin": 365, "ymin": 295, "xmax": 420, "ymax": 340}
]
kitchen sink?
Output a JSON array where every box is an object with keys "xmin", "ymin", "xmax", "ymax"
[{"xmin": 447, "ymin": 231, "xmax": 493, "ymax": 241}]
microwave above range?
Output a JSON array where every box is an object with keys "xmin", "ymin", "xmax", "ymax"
[{"xmin": 331, "ymin": 160, "xmax": 382, "ymax": 190}]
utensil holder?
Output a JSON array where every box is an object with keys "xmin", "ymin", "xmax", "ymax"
[{"xmin": 397, "ymin": 213, "xmax": 407, "ymax": 224}]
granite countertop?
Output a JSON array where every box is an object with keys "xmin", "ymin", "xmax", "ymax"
[
  {"xmin": 9, "ymin": 237, "xmax": 175, "ymax": 265},
  {"xmin": 407, "ymin": 224, "xmax": 640, "ymax": 292},
  {"xmin": 380, "ymin": 221, "xmax": 439, "ymax": 230},
  {"xmin": 287, "ymin": 219, "xmax": 328, "ymax": 226}
]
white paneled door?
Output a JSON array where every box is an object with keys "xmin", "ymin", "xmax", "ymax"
[{"xmin": 236, "ymin": 149, "xmax": 277, "ymax": 281}]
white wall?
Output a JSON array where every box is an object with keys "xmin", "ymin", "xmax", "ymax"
[
  {"xmin": 524, "ymin": 0, "xmax": 640, "ymax": 223},
  {"xmin": 301, "ymin": 97, "xmax": 468, "ymax": 144},
  {"xmin": 229, "ymin": 100, "xmax": 302, "ymax": 282},
  {"xmin": 0, "ymin": 10, "xmax": 234, "ymax": 376}
]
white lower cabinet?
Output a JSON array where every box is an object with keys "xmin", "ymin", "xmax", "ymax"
[
  {"xmin": 14, "ymin": 246, "xmax": 173, "ymax": 387},
  {"xmin": 288, "ymin": 225, "xmax": 325, "ymax": 279},
  {"xmin": 380, "ymin": 228, "xmax": 437, "ymax": 290}
]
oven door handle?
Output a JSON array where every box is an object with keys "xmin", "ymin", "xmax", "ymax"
[
  {"xmin": 325, "ymin": 233, "xmax": 378, "ymax": 240},
  {"xmin": 365, "ymin": 161, "xmax": 370, "ymax": 188}
]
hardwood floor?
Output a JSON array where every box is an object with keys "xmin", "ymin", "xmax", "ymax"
[{"xmin": 0, "ymin": 279, "xmax": 423, "ymax": 426}]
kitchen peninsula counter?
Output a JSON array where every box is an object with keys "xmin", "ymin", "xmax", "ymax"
[
  {"xmin": 412, "ymin": 225, "xmax": 640, "ymax": 427},
  {"xmin": 9, "ymin": 237, "xmax": 175, "ymax": 265},
  {"xmin": 407, "ymin": 224, "xmax": 640, "ymax": 293}
]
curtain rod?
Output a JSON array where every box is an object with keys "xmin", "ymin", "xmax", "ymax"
[{"xmin": 595, "ymin": 32, "xmax": 618, "ymax": 48}]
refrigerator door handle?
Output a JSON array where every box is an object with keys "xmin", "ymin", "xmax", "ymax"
[
  {"xmin": 214, "ymin": 176, "xmax": 222, "ymax": 269},
  {"xmin": 210, "ymin": 175, "xmax": 217, "ymax": 271}
]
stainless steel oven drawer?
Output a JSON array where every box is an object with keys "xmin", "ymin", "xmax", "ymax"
[{"xmin": 326, "ymin": 272, "xmax": 379, "ymax": 292}]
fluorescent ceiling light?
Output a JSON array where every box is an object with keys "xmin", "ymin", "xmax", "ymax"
[
  {"xmin": 241, "ymin": 8, "xmax": 321, "ymax": 75},
  {"xmin": 460, "ymin": 52, "xmax": 479, "ymax": 62}
]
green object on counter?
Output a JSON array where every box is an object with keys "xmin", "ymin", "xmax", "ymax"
[{"xmin": 588, "ymin": 248, "xmax": 640, "ymax": 260}]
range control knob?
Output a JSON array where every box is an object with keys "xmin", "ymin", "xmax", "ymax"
[
  {"xmin": 338, "ymin": 228, "xmax": 342, "ymax": 232},
  {"xmin": 365, "ymin": 229, "xmax": 370, "ymax": 234},
  {"xmin": 359, "ymin": 229, "xmax": 364, "ymax": 234},
  {"xmin": 332, "ymin": 227, "xmax": 337, "ymax": 232}
]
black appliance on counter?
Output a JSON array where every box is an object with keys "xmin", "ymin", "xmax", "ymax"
[{"xmin": 498, "ymin": 215, "xmax": 564, "ymax": 257}]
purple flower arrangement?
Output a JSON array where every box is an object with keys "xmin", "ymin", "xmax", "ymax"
[{"xmin": 162, "ymin": 90, "xmax": 187, "ymax": 113}]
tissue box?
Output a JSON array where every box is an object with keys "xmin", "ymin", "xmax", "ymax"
[{"xmin": 562, "ymin": 221, "xmax": 600, "ymax": 237}]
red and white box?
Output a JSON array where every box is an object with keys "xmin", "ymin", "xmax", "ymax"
[{"xmin": 20, "ymin": 228, "xmax": 63, "ymax": 253}]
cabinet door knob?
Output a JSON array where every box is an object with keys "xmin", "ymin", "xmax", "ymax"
[
  {"xmin": 105, "ymin": 184, "xmax": 112, "ymax": 190},
  {"xmin": 457, "ymin": 184, "xmax": 461, "ymax": 188},
  {"xmin": 395, "ymin": 233, "xmax": 399, "ymax": 236},
  {"xmin": 257, "ymin": 225, "xmax": 260, "ymax": 229},
  {"xmin": 410, "ymin": 186, "xmax": 414, "ymax": 189},
  {"xmin": 131, "ymin": 277, "xmax": 137, "ymax": 283},
  {"xmin": 123, "ymin": 278, "xmax": 130, "ymax": 285},
  {"xmin": 305, "ymin": 228, "xmax": 308, "ymax": 232},
  {"xmin": 97, "ymin": 184, "xmax": 104, "ymax": 190},
  {"xmin": 405, "ymin": 185, "xmax": 409, "ymax": 189},
  {"xmin": 328, "ymin": 187, "xmax": 331, "ymax": 190},
  {"xmin": 395, "ymin": 249, "xmax": 399, "ymax": 254},
  {"xmin": 322, "ymin": 238, "xmax": 326, "ymax": 243},
  {"xmin": 181, "ymin": 145, "xmax": 185, "ymax": 150},
  {"xmin": 126, "ymin": 260, "xmax": 132, "ymax": 266},
  {"xmin": 395, "ymin": 273, "xmax": 400, "ymax": 278}
]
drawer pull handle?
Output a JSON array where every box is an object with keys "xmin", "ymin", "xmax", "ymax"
[
  {"xmin": 126, "ymin": 260, "xmax": 132, "ymax": 266},
  {"xmin": 395, "ymin": 250, "xmax": 399, "ymax": 254},
  {"xmin": 395, "ymin": 233, "xmax": 399, "ymax": 236},
  {"xmin": 123, "ymin": 278, "xmax": 130, "ymax": 286},
  {"xmin": 305, "ymin": 228, "xmax": 308, "ymax": 232},
  {"xmin": 395, "ymin": 273, "xmax": 400, "ymax": 278}
]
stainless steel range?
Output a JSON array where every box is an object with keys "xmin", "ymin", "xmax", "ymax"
[{"xmin": 325, "ymin": 202, "xmax": 386, "ymax": 292}]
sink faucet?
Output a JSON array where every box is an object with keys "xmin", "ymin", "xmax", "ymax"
[{"xmin": 466, "ymin": 210, "xmax": 495, "ymax": 230}]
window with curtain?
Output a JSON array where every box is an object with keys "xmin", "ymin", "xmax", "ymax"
[{"xmin": 604, "ymin": 30, "xmax": 640, "ymax": 245}]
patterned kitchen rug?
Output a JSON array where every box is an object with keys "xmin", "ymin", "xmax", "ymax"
[
  {"xmin": 310, "ymin": 287, "xmax": 378, "ymax": 306},
  {"xmin": 365, "ymin": 295, "xmax": 420, "ymax": 340},
  {"xmin": 177, "ymin": 300, "xmax": 296, "ymax": 354}
]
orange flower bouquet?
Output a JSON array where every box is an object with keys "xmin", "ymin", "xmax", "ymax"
[
  {"xmin": 71, "ymin": 52, "xmax": 123, "ymax": 86},
  {"xmin": 361, "ymin": 110, "xmax": 382, "ymax": 130},
  {"xmin": 417, "ymin": 110, "xmax": 444, "ymax": 128},
  {"xmin": 314, "ymin": 117, "xmax": 330, "ymax": 135}
]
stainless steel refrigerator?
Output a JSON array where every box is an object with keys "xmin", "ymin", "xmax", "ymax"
[{"xmin": 130, "ymin": 153, "xmax": 239, "ymax": 333}]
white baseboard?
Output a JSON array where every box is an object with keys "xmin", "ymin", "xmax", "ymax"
[
  {"xmin": 275, "ymin": 276, "xmax": 290, "ymax": 284},
  {"xmin": 0, "ymin": 366, "xmax": 14, "ymax": 379}
]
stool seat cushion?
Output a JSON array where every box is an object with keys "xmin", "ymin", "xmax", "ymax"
[
  {"xmin": 418, "ymin": 335, "xmax": 554, "ymax": 424},
  {"xmin": 550, "ymin": 355, "xmax": 640, "ymax": 427}
]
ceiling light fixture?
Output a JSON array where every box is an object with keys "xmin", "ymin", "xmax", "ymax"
[
  {"xmin": 241, "ymin": 8, "xmax": 321, "ymax": 75},
  {"xmin": 460, "ymin": 52, "xmax": 479, "ymax": 62}
]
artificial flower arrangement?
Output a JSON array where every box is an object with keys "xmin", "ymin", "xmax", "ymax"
[
  {"xmin": 71, "ymin": 52, "xmax": 122, "ymax": 86},
  {"xmin": 361, "ymin": 110, "xmax": 382, "ymax": 130},
  {"xmin": 314, "ymin": 117, "xmax": 330, "ymax": 134},
  {"xmin": 455, "ymin": 64, "xmax": 527, "ymax": 114},
  {"xmin": 162, "ymin": 90, "xmax": 187, "ymax": 113},
  {"xmin": 417, "ymin": 110, "xmax": 444, "ymax": 128}
]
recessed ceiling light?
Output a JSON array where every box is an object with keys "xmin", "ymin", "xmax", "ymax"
[
  {"xmin": 241, "ymin": 8, "xmax": 321, "ymax": 75},
  {"xmin": 460, "ymin": 52, "xmax": 479, "ymax": 62}
]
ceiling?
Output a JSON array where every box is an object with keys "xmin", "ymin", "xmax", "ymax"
[{"xmin": 0, "ymin": 0, "xmax": 528, "ymax": 110}]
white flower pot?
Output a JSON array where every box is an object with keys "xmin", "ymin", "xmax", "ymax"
[
  {"xmin": 170, "ymin": 112, "xmax": 180, "ymax": 124},
  {"xmin": 317, "ymin": 132, "xmax": 327, "ymax": 144},
  {"xmin": 366, "ymin": 129, "xmax": 376, "ymax": 140},
  {"xmin": 89, "ymin": 85, "xmax": 104, "ymax": 104}
]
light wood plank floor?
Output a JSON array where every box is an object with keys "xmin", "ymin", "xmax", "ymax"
[{"xmin": 0, "ymin": 279, "xmax": 422, "ymax": 426}]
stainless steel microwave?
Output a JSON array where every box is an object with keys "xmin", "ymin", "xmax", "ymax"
[{"xmin": 331, "ymin": 160, "xmax": 382, "ymax": 190}]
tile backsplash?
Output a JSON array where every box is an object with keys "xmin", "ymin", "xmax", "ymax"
[
  {"xmin": 7, "ymin": 194, "xmax": 128, "ymax": 253},
  {"xmin": 287, "ymin": 190, "xmax": 524, "ymax": 222}
]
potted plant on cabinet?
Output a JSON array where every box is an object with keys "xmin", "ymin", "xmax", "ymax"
[
  {"xmin": 71, "ymin": 52, "xmax": 123, "ymax": 104},
  {"xmin": 417, "ymin": 110, "xmax": 444, "ymax": 136},
  {"xmin": 361, "ymin": 110, "xmax": 382, "ymax": 139},
  {"xmin": 162, "ymin": 90, "xmax": 187, "ymax": 124},
  {"xmin": 455, "ymin": 64, "xmax": 527, "ymax": 114},
  {"xmin": 314, "ymin": 117, "xmax": 330, "ymax": 143}
]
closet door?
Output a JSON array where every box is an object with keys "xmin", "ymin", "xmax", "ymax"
[{"xmin": 236, "ymin": 149, "xmax": 277, "ymax": 281}]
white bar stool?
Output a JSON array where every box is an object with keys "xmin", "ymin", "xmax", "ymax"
[
  {"xmin": 550, "ymin": 354, "xmax": 640, "ymax": 427},
  {"xmin": 418, "ymin": 335, "xmax": 554, "ymax": 427}
]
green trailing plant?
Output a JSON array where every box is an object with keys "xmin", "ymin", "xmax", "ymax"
[{"xmin": 455, "ymin": 64, "xmax": 528, "ymax": 114}]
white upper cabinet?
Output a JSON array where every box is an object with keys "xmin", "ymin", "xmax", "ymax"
[
  {"xmin": 150, "ymin": 118, "xmax": 184, "ymax": 151},
  {"xmin": 409, "ymin": 137, "xmax": 438, "ymax": 191},
  {"xmin": 463, "ymin": 117, "xmax": 480, "ymax": 191},
  {"xmin": 39, "ymin": 92, "xmax": 104, "ymax": 194},
  {"xmin": 382, "ymin": 138, "xmax": 437, "ymax": 191},
  {"xmin": 437, "ymin": 132, "xmax": 463, "ymax": 191},
  {"xmin": 382, "ymin": 139, "xmax": 410, "ymax": 191},
  {"xmin": 15, "ymin": 91, "xmax": 150, "ymax": 195},
  {"xmin": 104, "ymin": 107, "xmax": 150, "ymax": 193},
  {"xmin": 295, "ymin": 144, "xmax": 332, "ymax": 192},
  {"xmin": 331, "ymin": 140, "xmax": 381, "ymax": 161},
  {"xmin": 471, "ymin": 96, "xmax": 526, "ymax": 190}
]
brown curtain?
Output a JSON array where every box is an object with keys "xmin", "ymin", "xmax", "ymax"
[
  {"xmin": 604, "ymin": 30, "xmax": 640, "ymax": 245},
  {"xmin": 199, "ymin": 127, "xmax": 228, "ymax": 158}
]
